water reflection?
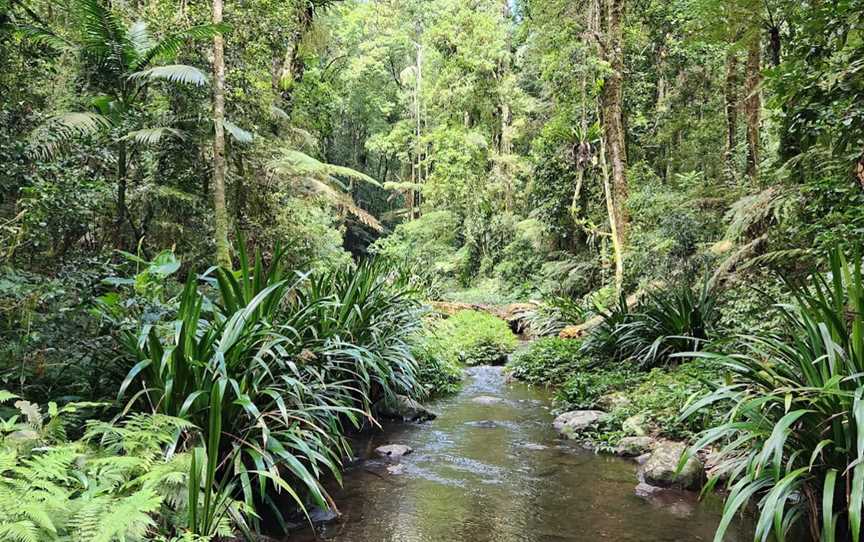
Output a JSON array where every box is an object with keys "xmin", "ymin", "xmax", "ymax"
[{"xmin": 292, "ymin": 366, "xmax": 750, "ymax": 542}]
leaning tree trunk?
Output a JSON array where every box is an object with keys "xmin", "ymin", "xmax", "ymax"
[
  {"xmin": 211, "ymin": 0, "xmax": 231, "ymax": 268},
  {"xmin": 744, "ymin": 32, "xmax": 761, "ymax": 181},
  {"xmin": 600, "ymin": 0, "xmax": 628, "ymax": 294}
]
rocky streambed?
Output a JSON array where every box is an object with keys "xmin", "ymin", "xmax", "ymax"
[{"xmin": 291, "ymin": 366, "xmax": 750, "ymax": 541}]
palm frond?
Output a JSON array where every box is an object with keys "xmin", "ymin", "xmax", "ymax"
[
  {"xmin": 73, "ymin": 0, "xmax": 129, "ymax": 66},
  {"xmin": 123, "ymin": 127, "xmax": 185, "ymax": 145},
  {"xmin": 223, "ymin": 120, "xmax": 253, "ymax": 144},
  {"xmin": 132, "ymin": 23, "xmax": 229, "ymax": 71},
  {"xmin": 13, "ymin": 24, "xmax": 72, "ymax": 50},
  {"xmin": 131, "ymin": 64, "xmax": 209, "ymax": 86},
  {"xmin": 28, "ymin": 112, "xmax": 113, "ymax": 158}
]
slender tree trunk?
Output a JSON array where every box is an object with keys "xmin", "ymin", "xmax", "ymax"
[
  {"xmin": 600, "ymin": 136, "xmax": 624, "ymax": 293},
  {"xmin": 600, "ymin": 0, "xmax": 628, "ymax": 293},
  {"xmin": 723, "ymin": 48, "xmax": 739, "ymax": 182},
  {"xmin": 211, "ymin": 0, "xmax": 231, "ymax": 268},
  {"xmin": 114, "ymin": 140, "xmax": 128, "ymax": 249},
  {"xmin": 744, "ymin": 32, "xmax": 761, "ymax": 181}
]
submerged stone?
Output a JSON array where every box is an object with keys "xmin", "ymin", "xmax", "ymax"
[
  {"xmin": 472, "ymin": 395, "xmax": 503, "ymax": 405},
  {"xmin": 552, "ymin": 410, "xmax": 607, "ymax": 439},
  {"xmin": 375, "ymin": 444, "xmax": 413, "ymax": 460}
]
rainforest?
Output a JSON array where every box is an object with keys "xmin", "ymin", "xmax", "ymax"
[{"xmin": 1, "ymin": 0, "xmax": 864, "ymax": 540}]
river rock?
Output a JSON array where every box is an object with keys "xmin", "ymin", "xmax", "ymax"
[
  {"xmin": 598, "ymin": 392, "xmax": 631, "ymax": 411},
  {"xmin": 641, "ymin": 441, "xmax": 703, "ymax": 490},
  {"xmin": 616, "ymin": 436, "xmax": 655, "ymax": 457},
  {"xmin": 375, "ymin": 444, "xmax": 413, "ymax": 459},
  {"xmin": 472, "ymin": 395, "xmax": 503, "ymax": 405},
  {"xmin": 376, "ymin": 395, "xmax": 437, "ymax": 422},
  {"xmin": 622, "ymin": 413, "xmax": 649, "ymax": 436},
  {"xmin": 553, "ymin": 410, "xmax": 607, "ymax": 439}
]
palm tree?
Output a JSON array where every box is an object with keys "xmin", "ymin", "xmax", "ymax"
[{"xmin": 27, "ymin": 0, "xmax": 219, "ymax": 248}]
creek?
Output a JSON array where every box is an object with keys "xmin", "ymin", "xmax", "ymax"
[{"xmin": 293, "ymin": 365, "xmax": 750, "ymax": 542}]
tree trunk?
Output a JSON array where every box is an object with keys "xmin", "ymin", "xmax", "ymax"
[
  {"xmin": 723, "ymin": 47, "xmax": 739, "ymax": 182},
  {"xmin": 114, "ymin": 139, "xmax": 127, "ymax": 249},
  {"xmin": 212, "ymin": 0, "xmax": 231, "ymax": 268},
  {"xmin": 600, "ymin": 0, "xmax": 628, "ymax": 293},
  {"xmin": 744, "ymin": 33, "xmax": 761, "ymax": 181}
]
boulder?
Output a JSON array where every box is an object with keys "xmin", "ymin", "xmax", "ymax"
[
  {"xmin": 553, "ymin": 410, "xmax": 607, "ymax": 439},
  {"xmin": 641, "ymin": 441, "xmax": 703, "ymax": 490},
  {"xmin": 376, "ymin": 395, "xmax": 437, "ymax": 422},
  {"xmin": 597, "ymin": 392, "xmax": 631, "ymax": 411},
  {"xmin": 616, "ymin": 436, "xmax": 655, "ymax": 457},
  {"xmin": 622, "ymin": 413, "xmax": 649, "ymax": 436},
  {"xmin": 472, "ymin": 395, "xmax": 503, "ymax": 406},
  {"xmin": 375, "ymin": 444, "xmax": 413, "ymax": 460}
]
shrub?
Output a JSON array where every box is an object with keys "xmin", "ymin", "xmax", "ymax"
[
  {"xmin": 119, "ymin": 248, "xmax": 425, "ymax": 532},
  {"xmin": 507, "ymin": 337, "xmax": 588, "ymax": 385},
  {"xmin": 614, "ymin": 280, "xmax": 717, "ymax": 369},
  {"xmin": 682, "ymin": 249, "xmax": 864, "ymax": 542},
  {"xmin": 555, "ymin": 365, "xmax": 645, "ymax": 410},
  {"xmin": 430, "ymin": 310, "xmax": 517, "ymax": 366},
  {"xmin": 581, "ymin": 281, "xmax": 718, "ymax": 369},
  {"xmin": 413, "ymin": 336, "xmax": 463, "ymax": 398}
]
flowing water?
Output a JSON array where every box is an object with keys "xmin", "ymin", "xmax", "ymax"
[{"xmin": 294, "ymin": 366, "xmax": 750, "ymax": 542}]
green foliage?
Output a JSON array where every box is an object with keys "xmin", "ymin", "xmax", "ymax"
[
  {"xmin": 614, "ymin": 281, "xmax": 718, "ymax": 369},
  {"xmin": 581, "ymin": 281, "xmax": 718, "ymax": 369},
  {"xmin": 556, "ymin": 365, "xmax": 645, "ymax": 411},
  {"xmin": 118, "ymin": 247, "xmax": 424, "ymax": 529},
  {"xmin": 507, "ymin": 337, "xmax": 589, "ymax": 385},
  {"xmin": 412, "ymin": 331, "xmax": 463, "ymax": 398},
  {"xmin": 682, "ymin": 249, "xmax": 864, "ymax": 542},
  {"xmin": 0, "ymin": 394, "xmax": 199, "ymax": 542},
  {"xmin": 370, "ymin": 210, "xmax": 463, "ymax": 297},
  {"xmin": 427, "ymin": 310, "xmax": 517, "ymax": 367}
]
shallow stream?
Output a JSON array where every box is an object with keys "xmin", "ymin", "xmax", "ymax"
[{"xmin": 294, "ymin": 366, "xmax": 749, "ymax": 542}]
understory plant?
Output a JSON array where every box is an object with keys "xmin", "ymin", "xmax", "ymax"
[
  {"xmin": 0, "ymin": 391, "xmax": 202, "ymax": 541},
  {"xmin": 681, "ymin": 250, "xmax": 864, "ymax": 542},
  {"xmin": 119, "ymin": 245, "xmax": 424, "ymax": 535},
  {"xmin": 429, "ymin": 310, "xmax": 517, "ymax": 366},
  {"xmin": 507, "ymin": 337, "xmax": 590, "ymax": 384},
  {"xmin": 582, "ymin": 280, "xmax": 717, "ymax": 369}
]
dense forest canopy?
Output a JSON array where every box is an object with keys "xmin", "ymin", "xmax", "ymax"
[{"xmin": 2, "ymin": 0, "xmax": 864, "ymax": 540}]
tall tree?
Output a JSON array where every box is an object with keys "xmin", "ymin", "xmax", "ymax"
[
  {"xmin": 599, "ymin": 0, "xmax": 628, "ymax": 292},
  {"xmin": 744, "ymin": 32, "xmax": 761, "ymax": 180},
  {"xmin": 211, "ymin": 0, "xmax": 230, "ymax": 267}
]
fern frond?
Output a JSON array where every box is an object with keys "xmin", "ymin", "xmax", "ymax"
[{"xmin": 0, "ymin": 520, "xmax": 39, "ymax": 542}]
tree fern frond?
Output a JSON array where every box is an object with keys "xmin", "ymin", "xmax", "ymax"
[{"xmin": 130, "ymin": 64, "xmax": 209, "ymax": 86}]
